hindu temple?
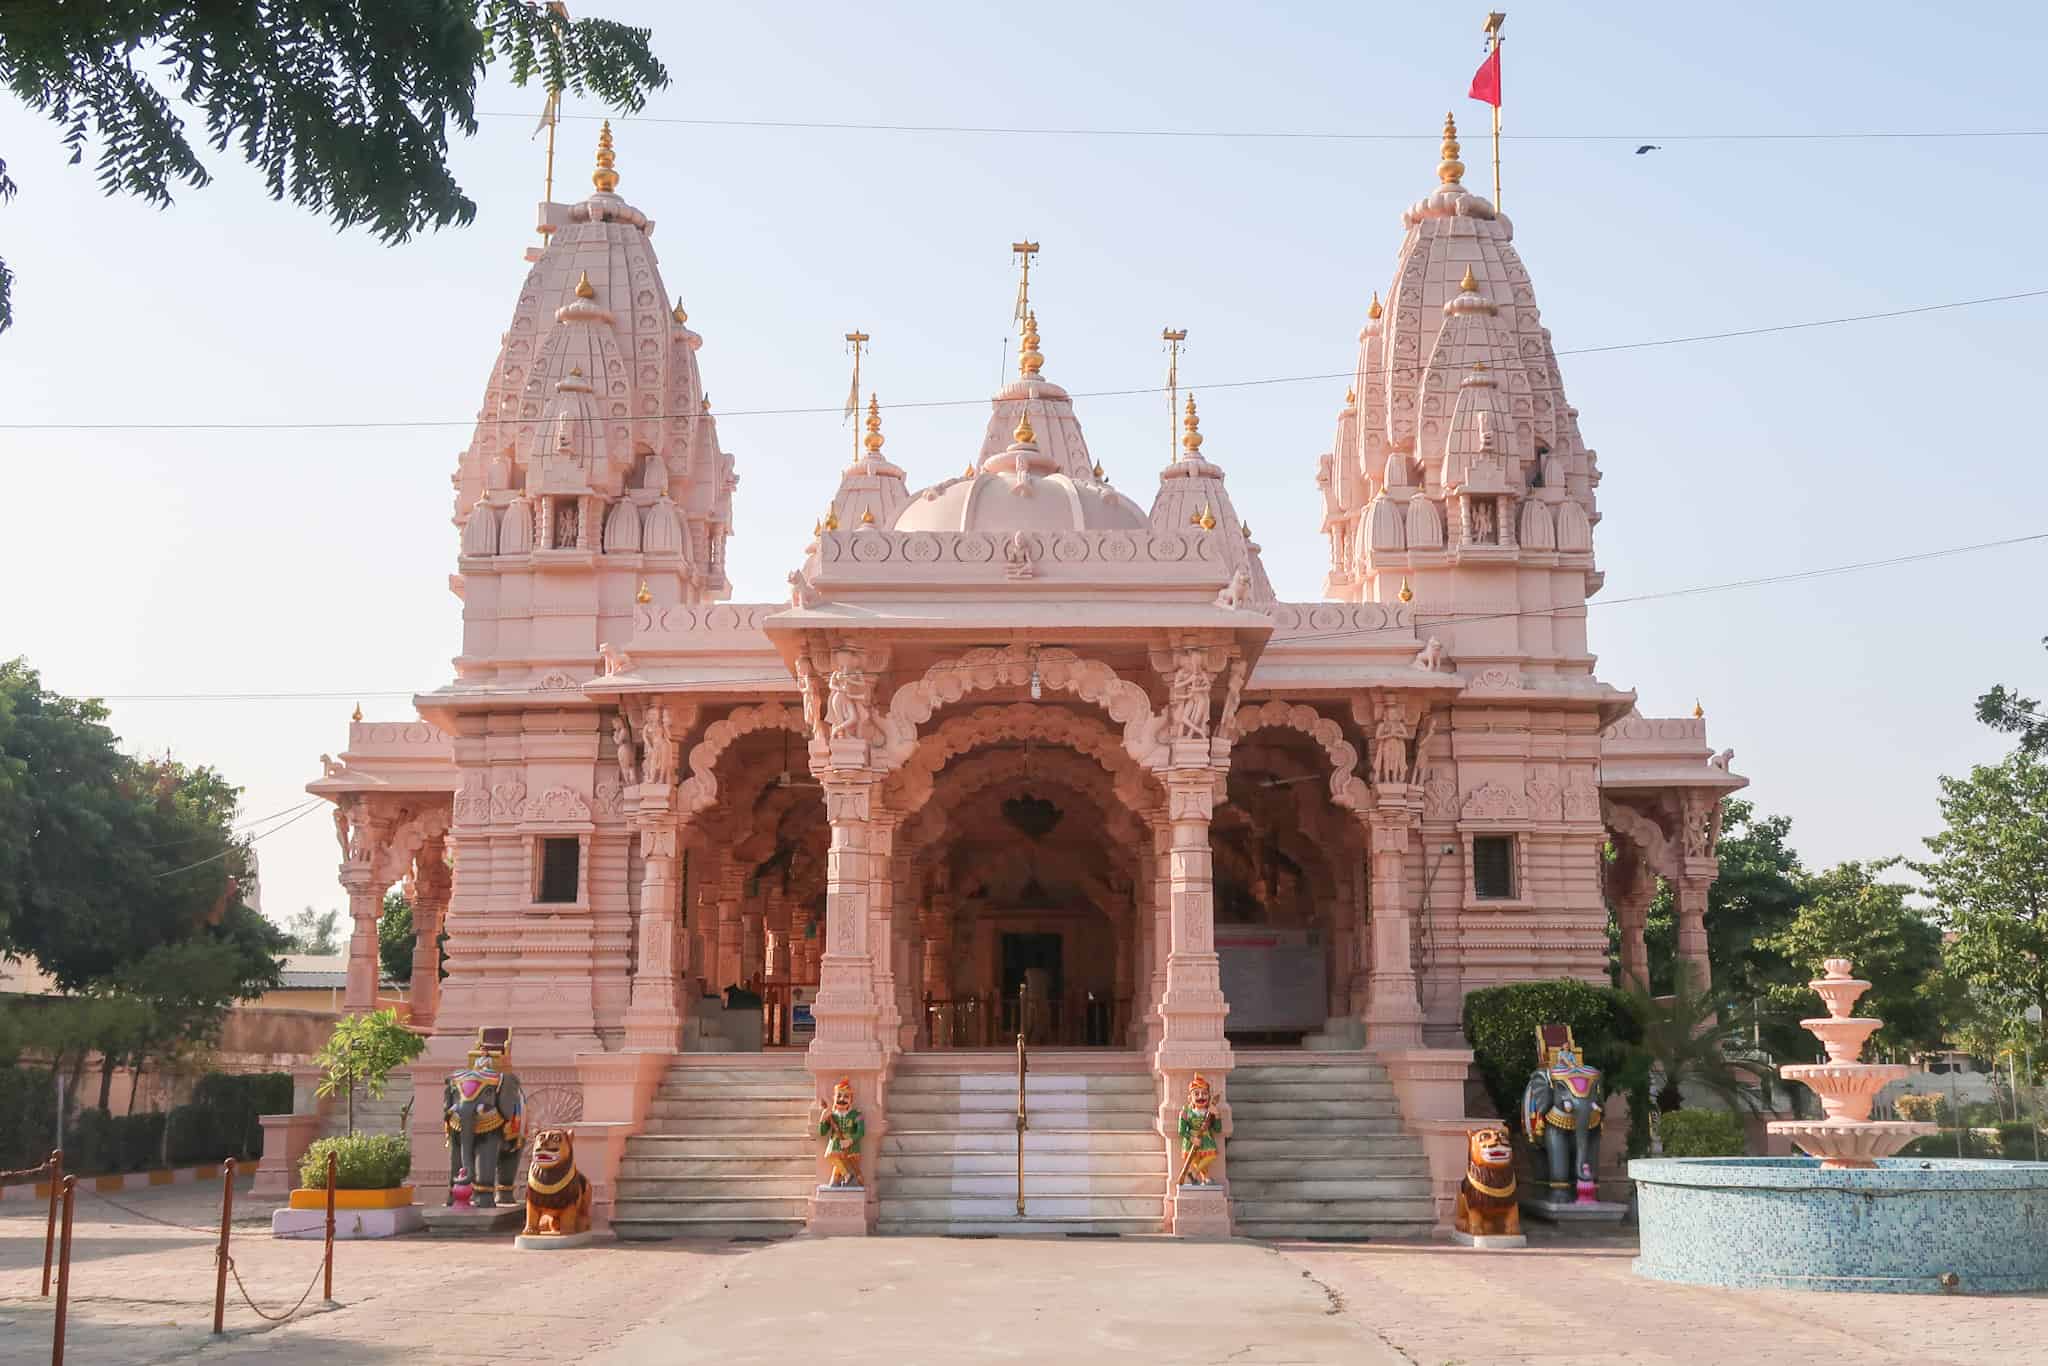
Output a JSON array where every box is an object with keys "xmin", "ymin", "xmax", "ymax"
[{"xmin": 299, "ymin": 114, "xmax": 1742, "ymax": 1238}]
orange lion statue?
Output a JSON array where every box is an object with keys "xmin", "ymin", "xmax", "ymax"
[
  {"xmin": 522, "ymin": 1127, "xmax": 591, "ymax": 1237},
  {"xmin": 1452, "ymin": 1124, "xmax": 1522, "ymax": 1239}
]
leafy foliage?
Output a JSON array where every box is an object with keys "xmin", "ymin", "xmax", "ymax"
[
  {"xmin": 1460, "ymin": 978, "xmax": 1640, "ymax": 1126},
  {"xmin": 1637, "ymin": 800, "xmax": 1807, "ymax": 1012},
  {"xmin": 1657, "ymin": 1108, "xmax": 1746, "ymax": 1157},
  {"xmin": 300, "ymin": 1133, "xmax": 412, "ymax": 1190},
  {"xmin": 1623, "ymin": 966, "xmax": 1776, "ymax": 1114},
  {"xmin": 1915, "ymin": 752, "xmax": 2048, "ymax": 1029},
  {"xmin": 1975, "ymin": 638, "xmax": 2048, "ymax": 757},
  {"xmin": 283, "ymin": 907, "xmax": 342, "ymax": 955},
  {"xmin": 0, "ymin": 2, "xmax": 669, "ymax": 332},
  {"xmin": 315, "ymin": 1009, "xmax": 425, "ymax": 1135},
  {"xmin": 1894, "ymin": 1093, "xmax": 1945, "ymax": 1124}
]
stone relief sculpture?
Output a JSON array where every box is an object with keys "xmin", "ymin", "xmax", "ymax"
[
  {"xmin": 641, "ymin": 704, "xmax": 677, "ymax": 786},
  {"xmin": 819, "ymin": 1077, "xmax": 865, "ymax": 1187},
  {"xmin": 826, "ymin": 663, "xmax": 872, "ymax": 741},
  {"xmin": 795, "ymin": 655, "xmax": 826, "ymax": 741},
  {"xmin": 1412, "ymin": 637, "xmax": 1445, "ymax": 672},
  {"xmin": 1372, "ymin": 710, "xmax": 1413, "ymax": 785},
  {"xmin": 1216, "ymin": 659, "xmax": 1247, "ymax": 739},
  {"xmin": 1682, "ymin": 793, "xmax": 1723, "ymax": 858},
  {"xmin": 1002, "ymin": 530, "xmax": 1035, "ymax": 581},
  {"xmin": 332, "ymin": 806, "xmax": 352, "ymax": 861},
  {"xmin": 597, "ymin": 642, "xmax": 633, "ymax": 677},
  {"xmin": 611, "ymin": 712, "xmax": 638, "ymax": 786},
  {"xmin": 1170, "ymin": 649, "xmax": 1213, "ymax": 741},
  {"xmin": 1215, "ymin": 568, "xmax": 1252, "ymax": 609}
]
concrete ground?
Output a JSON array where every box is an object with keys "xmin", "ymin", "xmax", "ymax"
[{"xmin": 5, "ymin": 1180, "xmax": 2043, "ymax": 1364}]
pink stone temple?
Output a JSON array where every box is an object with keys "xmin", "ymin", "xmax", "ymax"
[{"xmin": 304, "ymin": 117, "xmax": 1742, "ymax": 1238}]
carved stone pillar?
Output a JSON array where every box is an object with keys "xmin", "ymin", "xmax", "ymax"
[
  {"xmin": 792, "ymin": 904, "xmax": 817, "ymax": 981},
  {"xmin": 341, "ymin": 867, "xmax": 383, "ymax": 1011},
  {"xmin": 408, "ymin": 835, "xmax": 451, "ymax": 1028},
  {"xmin": 741, "ymin": 898, "xmax": 766, "ymax": 985},
  {"xmin": 623, "ymin": 790, "xmax": 684, "ymax": 1050},
  {"xmin": 864, "ymin": 813, "xmax": 905, "ymax": 1055},
  {"xmin": 1155, "ymin": 751, "xmax": 1233, "ymax": 1238},
  {"xmin": 1109, "ymin": 884, "xmax": 1134, "ymax": 1045},
  {"xmin": 1141, "ymin": 810, "xmax": 1172, "ymax": 1051},
  {"xmin": 1676, "ymin": 875, "xmax": 1712, "ymax": 992},
  {"xmin": 1363, "ymin": 806, "xmax": 1425, "ymax": 1048},
  {"xmin": 1614, "ymin": 853, "xmax": 1655, "ymax": 992},
  {"xmin": 766, "ymin": 890, "xmax": 792, "ymax": 982},
  {"xmin": 715, "ymin": 865, "xmax": 744, "ymax": 990}
]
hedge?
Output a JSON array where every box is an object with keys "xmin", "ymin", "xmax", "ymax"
[
  {"xmin": 1460, "ymin": 978, "xmax": 1641, "ymax": 1127},
  {"xmin": 0, "ymin": 1066, "xmax": 59, "ymax": 1173},
  {"xmin": 1658, "ymin": 1108, "xmax": 1745, "ymax": 1157},
  {"xmin": 1, "ymin": 1066, "xmax": 292, "ymax": 1176},
  {"xmin": 300, "ymin": 1134, "xmax": 412, "ymax": 1190},
  {"xmin": 1898, "ymin": 1129, "xmax": 2000, "ymax": 1159},
  {"xmin": 1994, "ymin": 1121, "xmax": 2044, "ymax": 1159},
  {"xmin": 1893, "ymin": 1093, "xmax": 1945, "ymax": 1124}
]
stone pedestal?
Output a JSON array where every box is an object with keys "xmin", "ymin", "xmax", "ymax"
[
  {"xmin": 420, "ymin": 1204, "xmax": 523, "ymax": 1236},
  {"xmin": 1168, "ymin": 1184, "xmax": 1232, "ymax": 1239},
  {"xmin": 276, "ymin": 1205, "xmax": 425, "ymax": 1240},
  {"xmin": 516, "ymin": 1230, "xmax": 597, "ymax": 1251},
  {"xmin": 809, "ymin": 1185, "xmax": 869, "ymax": 1237},
  {"xmin": 251, "ymin": 1112, "xmax": 323, "ymax": 1200},
  {"xmin": 1449, "ymin": 1229, "xmax": 1528, "ymax": 1249},
  {"xmin": 1520, "ymin": 1197, "xmax": 1627, "ymax": 1225}
]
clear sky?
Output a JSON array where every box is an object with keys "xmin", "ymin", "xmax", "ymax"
[{"xmin": 2, "ymin": 1, "xmax": 2043, "ymax": 930}]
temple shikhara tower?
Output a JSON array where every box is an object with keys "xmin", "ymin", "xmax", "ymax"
[{"xmin": 304, "ymin": 117, "xmax": 1741, "ymax": 1238}]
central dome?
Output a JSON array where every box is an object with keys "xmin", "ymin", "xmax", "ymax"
[{"xmin": 894, "ymin": 410, "xmax": 1148, "ymax": 534}]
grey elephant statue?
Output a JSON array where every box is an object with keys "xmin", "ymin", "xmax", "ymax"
[
  {"xmin": 1520, "ymin": 1024, "xmax": 1603, "ymax": 1205},
  {"xmin": 444, "ymin": 1027, "xmax": 524, "ymax": 1208}
]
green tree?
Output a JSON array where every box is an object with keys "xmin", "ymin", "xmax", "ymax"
[
  {"xmin": 1623, "ymin": 966, "xmax": 1777, "ymax": 1114},
  {"xmin": 1975, "ymin": 637, "xmax": 2048, "ymax": 757},
  {"xmin": 1915, "ymin": 752, "xmax": 2048, "ymax": 1030},
  {"xmin": 379, "ymin": 890, "xmax": 414, "ymax": 984},
  {"xmin": 0, "ymin": 1, "xmax": 669, "ymax": 332},
  {"xmin": 283, "ymin": 906, "xmax": 342, "ymax": 955},
  {"xmin": 1758, "ymin": 859, "xmax": 1955, "ymax": 1058},
  {"xmin": 1634, "ymin": 799, "xmax": 1806, "ymax": 1003},
  {"xmin": 315, "ymin": 1009, "xmax": 426, "ymax": 1136}
]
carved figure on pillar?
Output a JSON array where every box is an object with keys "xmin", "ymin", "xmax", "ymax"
[
  {"xmin": 612, "ymin": 712, "xmax": 638, "ymax": 786},
  {"xmin": 1682, "ymin": 793, "xmax": 1723, "ymax": 859},
  {"xmin": 1176, "ymin": 1074, "xmax": 1222, "ymax": 1186},
  {"xmin": 818, "ymin": 1077, "xmax": 865, "ymax": 1187},
  {"xmin": 1216, "ymin": 658, "xmax": 1247, "ymax": 739},
  {"xmin": 1520, "ymin": 1026, "xmax": 1604, "ymax": 1206},
  {"xmin": 796, "ymin": 654, "xmax": 826, "ymax": 741},
  {"xmin": 332, "ymin": 805, "xmax": 351, "ymax": 859},
  {"xmin": 1372, "ymin": 709, "xmax": 1413, "ymax": 786},
  {"xmin": 825, "ymin": 662, "xmax": 872, "ymax": 741},
  {"xmin": 1170, "ymin": 649, "xmax": 1213, "ymax": 740},
  {"xmin": 641, "ymin": 703, "xmax": 677, "ymax": 786}
]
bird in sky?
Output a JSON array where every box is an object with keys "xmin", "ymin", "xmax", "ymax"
[{"xmin": 1635, "ymin": 144, "xmax": 1663, "ymax": 155}]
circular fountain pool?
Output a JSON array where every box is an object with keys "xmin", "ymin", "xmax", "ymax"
[{"xmin": 1630, "ymin": 1155, "xmax": 2048, "ymax": 1293}]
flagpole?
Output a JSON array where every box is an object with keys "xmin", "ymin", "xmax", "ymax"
[
  {"xmin": 844, "ymin": 331, "xmax": 869, "ymax": 465},
  {"xmin": 1162, "ymin": 329, "xmax": 1187, "ymax": 464},
  {"xmin": 1484, "ymin": 11, "xmax": 1505, "ymax": 208},
  {"xmin": 538, "ymin": 4, "xmax": 571, "ymax": 243}
]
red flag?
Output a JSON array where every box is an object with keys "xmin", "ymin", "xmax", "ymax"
[{"xmin": 1468, "ymin": 46, "xmax": 1502, "ymax": 107}]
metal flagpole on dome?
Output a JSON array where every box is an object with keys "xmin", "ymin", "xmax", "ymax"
[
  {"xmin": 1162, "ymin": 328, "xmax": 1187, "ymax": 464},
  {"xmin": 534, "ymin": 3, "xmax": 571, "ymax": 242},
  {"xmin": 844, "ymin": 331, "xmax": 869, "ymax": 464},
  {"xmin": 1483, "ymin": 12, "xmax": 1505, "ymax": 208}
]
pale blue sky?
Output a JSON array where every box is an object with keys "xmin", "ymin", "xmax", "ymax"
[{"xmin": 2, "ymin": 1, "xmax": 2042, "ymax": 927}]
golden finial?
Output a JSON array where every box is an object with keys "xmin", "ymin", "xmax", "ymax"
[
  {"xmin": 1092, "ymin": 460, "xmax": 1105, "ymax": 480},
  {"xmin": 1460, "ymin": 266, "xmax": 1478, "ymax": 294},
  {"xmin": 1197, "ymin": 504, "xmax": 1217, "ymax": 532},
  {"xmin": 860, "ymin": 506, "xmax": 875, "ymax": 525},
  {"xmin": 1693, "ymin": 699, "xmax": 1705, "ymax": 719},
  {"xmin": 351, "ymin": 702, "xmax": 363, "ymax": 723},
  {"xmin": 575, "ymin": 271, "xmax": 596, "ymax": 300},
  {"xmin": 700, "ymin": 395, "xmax": 711, "ymax": 412},
  {"xmin": 672, "ymin": 297, "xmax": 688, "ymax": 323},
  {"xmin": 1367, "ymin": 291, "xmax": 1383, "ymax": 321},
  {"xmin": 1014, "ymin": 409, "xmax": 1037, "ymax": 445},
  {"xmin": 964, "ymin": 462, "xmax": 976, "ymax": 479},
  {"xmin": 1181, "ymin": 393, "xmax": 1204, "ymax": 455},
  {"xmin": 824, "ymin": 506, "xmax": 840, "ymax": 532},
  {"xmin": 568, "ymin": 365, "xmax": 584, "ymax": 377},
  {"xmin": 813, "ymin": 519, "xmax": 823, "ymax": 536},
  {"xmin": 635, "ymin": 580, "xmax": 652, "ymax": 605},
  {"xmin": 1344, "ymin": 387, "xmax": 1356, "ymax": 405},
  {"xmin": 1398, "ymin": 578, "xmax": 1413, "ymax": 603},
  {"xmin": 863, "ymin": 394, "xmax": 885, "ymax": 455},
  {"xmin": 1241, "ymin": 521, "xmax": 1252, "ymax": 539},
  {"xmin": 1019, "ymin": 310, "xmax": 1044, "ymax": 377},
  {"xmin": 593, "ymin": 119, "xmax": 620, "ymax": 193},
  {"xmin": 1438, "ymin": 112, "xmax": 1465, "ymax": 185}
]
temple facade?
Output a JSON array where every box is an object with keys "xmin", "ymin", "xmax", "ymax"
[{"xmin": 306, "ymin": 117, "xmax": 1741, "ymax": 1237}]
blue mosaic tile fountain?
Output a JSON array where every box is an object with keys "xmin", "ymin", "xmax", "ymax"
[{"xmin": 1631, "ymin": 958, "xmax": 2048, "ymax": 1294}]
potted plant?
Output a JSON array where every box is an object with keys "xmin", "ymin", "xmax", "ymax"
[{"xmin": 274, "ymin": 1133, "xmax": 423, "ymax": 1238}]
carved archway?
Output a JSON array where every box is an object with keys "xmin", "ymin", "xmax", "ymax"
[
  {"xmin": 678, "ymin": 702, "xmax": 809, "ymax": 816},
  {"xmin": 884, "ymin": 702, "xmax": 1160, "ymax": 817},
  {"xmin": 904, "ymin": 748, "xmax": 1145, "ymax": 854},
  {"xmin": 1602, "ymin": 796, "xmax": 1678, "ymax": 881},
  {"xmin": 1230, "ymin": 700, "xmax": 1368, "ymax": 810},
  {"xmin": 880, "ymin": 647, "xmax": 1162, "ymax": 770}
]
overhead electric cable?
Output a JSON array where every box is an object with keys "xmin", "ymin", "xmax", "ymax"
[
  {"xmin": 3, "ymin": 287, "xmax": 2042, "ymax": 434},
  {"xmin": 150, "ymin": 799, "xmax": 327, "ymax": 878}
]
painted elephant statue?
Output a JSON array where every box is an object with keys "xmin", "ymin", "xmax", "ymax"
[
  {"xmin": 1520, "ymin": 1031, "xmax": 1603, "ymax": 1205},
  {"xmin": 444, "ymin": 1058, "xmax": 524, "ymax": 1207}
]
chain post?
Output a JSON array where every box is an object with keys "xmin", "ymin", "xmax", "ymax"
[
  {"xmin": 324, "ymin": 1150, "xmax": 337, "ymax": 1302},
  {"xmin": 212, "ymin": 1158, "xmax": 235, "ymax": 1335},
  {"xmin": 41, "ymin": 1148, "xmax": 62, "ymax": 1295},
  {"xmin": 51, "ymin": 1175, "xmax": 75, "ymax": 1366}
]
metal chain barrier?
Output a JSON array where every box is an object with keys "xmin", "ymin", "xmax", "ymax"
[
  {"xmin": 74, "ymin": 1182, "xmax": 226, "ymax": 1235},
  {"xmin": 0, "ymin": 1159, "xmax": 54, "ymax": 1182},
  {"xmin": 219, "ymin": 1250, "xmax": 326, "ymax": 1324}
]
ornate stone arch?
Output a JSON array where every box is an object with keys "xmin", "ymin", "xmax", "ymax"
[
  {"xmin": 1602, "ymin": 796, "xmax": 1677, "ymax": 880},
  {"xmin": 884, "ymin": 702, "xmax": 1159, "ymax": 817},
  {"xmin": 880, "ymin": 647, "xmax": 1163, "ymax": 770},
  {"xmin": 1230, "ymin": 700, "xmax": 1368, "ymax": 811},
  {"xmin": 678, "ymin": 702, "xmax": 808, "ymax": 816},
  {"xmin": 904, "ymin": 748, "xmax": 1144, "ymax": 854}
]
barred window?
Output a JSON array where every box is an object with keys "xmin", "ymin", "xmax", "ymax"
[{"xmin": 1472, "ymin": 836, "xmax": 1515, "ymax": 899}]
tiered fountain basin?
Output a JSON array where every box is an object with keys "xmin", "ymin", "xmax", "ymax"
[
  {"xmin": 1633, "ymin": 958, "xmax": 2048, "ymax": 1294},
  {"xmin": 1631, "ymin": 1156, "xmax": 2048, "ymax": 1293}
]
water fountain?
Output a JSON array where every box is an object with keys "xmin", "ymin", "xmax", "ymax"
[{"xmin": 1631, "ymin": 956, "xmax": 2048, "ymax": 1293}]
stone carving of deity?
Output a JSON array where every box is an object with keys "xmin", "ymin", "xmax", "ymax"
[
  {"xmin": 1170, "ymin": 651, "xmax": 1212, "ymax": 741},
  {"xmin": 826, "ymin": 664, "xmax": 871, "ymax": 741},
  {"xmin": 1682, "ymin": 795, "xmax": 1722, "ymax": 859},
  {"xmin": 1470, "ymin": 498, "xmax": 1497, "ymax": 545},
  {"xmin": 796, "ymin": 655, "xmax": 826, "ymax": 741},
  {"xmin": 641, "ymin": 704, "xmax": 676, "ymax": 786},
  {"xmin": 612, "ymin": 712, "xmax": 638, "ymax": 786},
  {"xmin": 554, "ymin": 500, "xmax": 580, "ymax": 549},
  {"xmin": 332, "ymin": 806, "xmax": 352, "ymax": 861},
  {"xmin": 1216, "ymin": 659, "xmax": 1247, "ymax": 739},
  {"xmin": 1373, "ymin": 711, "xmax": 1413, "ymax": 786}
]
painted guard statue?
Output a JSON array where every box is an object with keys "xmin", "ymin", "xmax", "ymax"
[
  {"xmin": 819, "ymin": 1077, "xmax": 865, "ymax": 1188},
  {"xmin": 444, "ymin": 1026, "xmax": 524, "ymax": 1207},
  {"xmin": 1176, "ymin": 1074, "xmax": 1222, "ymax": 1186},
  {"xmin": 1521, "ymin": 1024, "xmax": 1603, "ymax": 1205}
]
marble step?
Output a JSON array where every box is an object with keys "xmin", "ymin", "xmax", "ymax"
[
  {"xmin": 617, "ymin": 1174, "xmax": 815, "ymax": 1200},
  {"xmin": 878, "ymin": 1173, "xmax": 1162, "ymax": 1198},
  {"xmin": 1225, "ymin": 1197, "xmax": 1436, "ymax": 1223},
  {"xmin": 884, "ymin": 1129, "xmax": 1161, "ymax": 1156},
  {"xmin": 1220, "ymin": 1098, "xmax": 1404, "ymax": 1120},
  {"xmin": 879, "ymin": 1194, "xmax": 1165, "ymax": 1220},
  {"xmin": 1230, "ymin": 1217, "xmax": 1434, "ymax": 1242},
  {"xmin": 639, "ymin": 1111, "xmax": 813, "ymax": 1135},
  {"xmin": 609, "ymin": 1194, "xmax": 812, "ymax": 1221},
  {"xmin": 1225, "ymin": 1082, "xmax": 1397, "ymax": 1103},
  {"xmin": 612, "ymin": 1216, "xmax": 806, "ymax": 1241},
  {"xmin": 653, "ymin": 1085, "xmax": 815, "ymax": 1103},
  {"xmin": 876, "ymin": 1151, "xmax": 1160, "ymax": 1177},
  {"xmin": 891, "ymin": 1075, "xmax": 1155, "ymax": 1096},
  {"xmin": 1225, "ymin": 1155, "xmax": 1429, "ymax": 1181},
  {"xmin": 627, "ymin": 1134, "xmax": 813, "ymax": 1159},
  {"xmin": 619, "ymin": 1154, "xmax": 814, "ymax": 1180},
  {"xmin": 1227, "ymin": 1177, "xmax": 1433, "ymax": 1201},
  {"xmin": 1223, "ymin": 1135, "xmax": 1422, "ymax": 1160},
  {"xmin": 878, "ymin": 1216, "xmax": 1162, "ymax": 1237},
  {"xmin": 882, "ymin": 1109, "xmax": 1153, "ymax": 1132}
]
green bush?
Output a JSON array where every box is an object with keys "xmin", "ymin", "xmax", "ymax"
[
  {"xmin": 0, "ymin": 1066, "xmax": 58, "ymax": 1173},
  {"xmin": 1461, "ymin": 979, "xmax": 1641, "ymax": 1126},
  {"xmin": 300, "ymin": 1134, "xmax": 411, "ymax": 1190},
  {"xmin": 1893, "ymin": 1093, "xmax": 1945, "ymax": 1124},
  {"xmin": 110, "ymin": 1112, "xmax": 167, "ymax": 1172},
  {"xmin": 1658, "ymin": 1108, "xmax": 1746, "ymax": 1157},
  {"xmin": 1994, "ymin": 1121, "xmax": 2043, "ymax": 1158},
  {"xmin": 1898, "ymin": 1128, "xmax": 1999, "ymax": 1159},
  {"xmin": 189, "ymin": 1072, "xmax": 293, "ymax": 1160}
]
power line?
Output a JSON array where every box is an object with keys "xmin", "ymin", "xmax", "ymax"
[
  {"xmin": 4, "ymin": 287, "xmax": 2042, "ymax": 434},
  {"xmin": 478, "ymin": 109, "xmax": 2048, "ymax": 145},
  {"xmin": 87, "ymin": 528, "xmax": 2048, "ymax": 705},
  {"xmin": 151, "ymin": 800, "xmax": 327, "ymax": 878}
]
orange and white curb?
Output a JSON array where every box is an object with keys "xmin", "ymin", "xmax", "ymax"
[{"xmin": 0, "ymin": 1163, "xmax": 224, "ymax": 1203}]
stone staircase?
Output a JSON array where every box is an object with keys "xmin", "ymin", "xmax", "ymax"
[
  {"xmin": 611, "ymin": 1062, "xmax": 814, "ymax": 1240},
  {"xmin": 1225, "ymin": 1059, "xmax": 1435, "ymax": 1240},
  {"xmin": 878, "ymin": 1064, "xmax": 1166, "ymax": 1236},
  {"xmin": 319, "ymin": 1074, "xmax": 414, "ymax": 1140}
]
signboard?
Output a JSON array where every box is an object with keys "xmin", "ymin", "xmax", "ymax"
[
  {"xmin": 789, "ymin": 998, "xmax": 816, "ymax": 1042},
  {"xmin": 1215, "ymin": 927, "xmax": 1327, "ymax": 1032}
]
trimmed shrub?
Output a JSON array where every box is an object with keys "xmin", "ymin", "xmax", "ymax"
[
  {"xmin": 110, "ymin": 1112, "xmax": 167, "ymax": 1172},
  {"xmin": 300, "ymin": 1134, "xmax": 411, "ymax": 1190},
  {"xmin": 1461, "ymin": 978, "xmax": 1641, "ymax": 1125},
  {"xmin": 190, "ymin": 1072, "xmax": 293, "ymax": 1160},
  {"xmin": 0, "ymin": 1066, "xmax": 59, "ymax": 1173},
  {"xmin": 1658, "ymin": 1108, "xmax": 1745, "ymax": 1157},
  {"xmin": 1898, "ymin": 1128, "xmax": 1999, "ymax": 1159},
  {"xmin": 1893, "ymin": 1093, "xmax": 1945, "ymax": 1124},
  {"xmin": 1995, "ymin": 1121, "xmax": 2043, "ymax": 1158},
  {"xmin": 164, "ymin": 1104, "xmax": 214, "ymax": 1166}
]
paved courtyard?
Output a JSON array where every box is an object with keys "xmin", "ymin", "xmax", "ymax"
[{"xmin": 4, "ymin": 1179, "xmax": 2042, "ymax": 1364}]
